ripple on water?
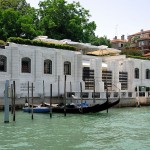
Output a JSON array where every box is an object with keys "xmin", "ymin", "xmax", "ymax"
[{"xmin": 0, "ymin": 108, "xmax": 150, "ymax": 150}]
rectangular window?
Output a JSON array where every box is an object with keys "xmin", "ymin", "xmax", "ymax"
[
  {"xmin": 102, "ymin": 70, "xmax": 112, "ymax": 90},
  {"xmin": 119, "ymin": 72, "xmax": 128, "ymax": 90},
  {"xmin": 83, "ymin": 67, "xmax": 94, "ymax": 90}
]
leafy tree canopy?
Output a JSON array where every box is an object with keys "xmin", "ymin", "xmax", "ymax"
[
  {"xmin": 89, "ymin": 35, "xmax": 111, "ymax": 47},
  {"xmin": 38, "ymin": 0, "xmax": 96, "ymax": 42},
  {"xmin": 0, "ymin": 0, "xmax": 111, "ymax": 48}
]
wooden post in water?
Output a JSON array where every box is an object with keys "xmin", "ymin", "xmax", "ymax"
[
  {"xmin": 106, "ymin": 88, "xmax": 109, "ymax": 113},
  {"xmin": 13, "ymin": 81, "xmax": 16, "ymax": 122},
  {"xmin": 70, "ymin": 82, "xmax": 72, "ymax": 103},
  {"xmin": 28, "ymin": 81, "xmax": 29, "ymax": 105},
  {"xmin": 137, "ymin": 86, "xmax": 140, "ymax": 107},
  {"xmin": 58, "ymin": 75, "xmax": 60, "ymax": 101},
  {"xmin": 64, "ymin": 75, "xmax": 66, "ymax": 116},
  {"xmin": 43, "ymin": 80, "xmax": 45, "ymax": 101},
  {"xmin": 31, "ymin": 83, "xmax": 34, "ymax": 120},
  {"xmin": 93, "ymin": 79, "xmax": 95, "ymax": 104},
  {"xmin": 106, "ymin": 78, "xmax": 109, "ymax": 113},
  {"xmin": 80, "ymin": 82, "xmax": 83, "ymax": 112},
  {"xmin": 4, "ymin": 80, "xmax": 9, "ymax": 123},
  {"xmin": 11, "ymin": 84, "xmax": 13, "ymax": 114},
  {"xmin": 50, "ymin": 84, "xmax": 52, "ymax": 118}
]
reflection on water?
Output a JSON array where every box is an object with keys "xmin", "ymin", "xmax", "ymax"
[{"xmin": 0, "ymin": 107, "xmax": 150, "ymax": 150}]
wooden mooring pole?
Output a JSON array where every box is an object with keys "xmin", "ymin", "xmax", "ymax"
[
  {"xmin": 4, "ymin": 80, "xmax": 9, "ymax": 123},
  {"xmin": 64, "ymin": 75, "xmax": 66, "ymax": 116},
  {"xmin": 11, "ymin": 84, "xmax": 13, "ymax": 114},
  {"xmin": 13, "ymin": 81, "xmax": 16, "ymax": 122},
  {"xmin": 50, "ymin": 84, "xmax": 52, "ymax": 118},
  {"xmin": 70, "ymin": 82, "xmax": 72, "ymax": 103},
  {"xmin": 28, "ymin": 81, "xmax": 29, "ymax": 105},
  {"xmin": 106, "ymin": 88, "xmax": 109, "ymax": 113},
  {"xmin": 31, "ymin": 83, "xmax": 34, "ymax": 120},
  {"xmin": 58, "ymin": 75, "xmax": 60, "ymax": 102},
  {"xmin": 43, "ymin": 80, "xmax": 45, "ymax": 101},
  {"xmin": 80, "ymin": 82, "xmax": 83, "ymax": 112},
  {"xmin": 93, "ymin": 79, "xmax": 95, "ymax": 104}
]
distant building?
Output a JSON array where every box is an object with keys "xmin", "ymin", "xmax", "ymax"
[
  {"xmin": 111, "ymin": 35, "xmax": 127, "ymax": 50},
  {"xmin": 128, "ymin": 29, "xmax": 150, "ymax": 53}
]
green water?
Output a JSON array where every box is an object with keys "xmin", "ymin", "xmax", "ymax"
[{"xmin": 0, "ymin": 107, "xmax": 150, "ymax": 150}]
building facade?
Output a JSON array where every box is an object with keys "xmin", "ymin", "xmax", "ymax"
[
  {"xmin": 0, "ymin": 43, "xmax": 103, "ymax": 98},
  {"xmin": 0, "ymin": 42, "xmax": 150, "ymax": 99},
  {"xmin": 111, "ymin": 35, "xmax": 127, "ymax": 50},
  {"xmin": 128, "ymin": 29, "xmax": 150, "ymax": 53}
]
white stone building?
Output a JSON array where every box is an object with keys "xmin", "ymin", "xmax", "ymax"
[
  {"xmin": 0, "ymin": 43, "xmax": 103, "ymax": 98},
  {"xmin": 0, "ymin": 42, "xmax": 150, "ymax": 99}
]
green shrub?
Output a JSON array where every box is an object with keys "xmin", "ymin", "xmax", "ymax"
[
  {"xmin": 121, "ymin": 48, "xmax": 143, "ymax": 56},
  {"xmin": 0, "ymin": 40, "xmax": 6, "ymax": 45},
  {"xmin": 7, "ymin": 37, "xmax": 76, "ymax": 51},
  {"xmin": 127, "ymin": 55, "xmax": 150, "ymax": 60}
]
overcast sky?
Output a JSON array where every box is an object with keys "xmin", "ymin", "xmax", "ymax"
[{"xmin": 26, "ymin": 0, "xmax": 150, "ymax": 40}]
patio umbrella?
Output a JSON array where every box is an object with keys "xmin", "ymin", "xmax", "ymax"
[{"xmin": 87, "ymin": 48, "xmax": 121, "ymax": 56}]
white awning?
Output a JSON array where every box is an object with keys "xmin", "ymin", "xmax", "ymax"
[
  {"xmin": 102, "ymin": 63, "xmax": 108, "ymax": 68},
  {"xmin": 82, "ymin": 60, "xmax": 90, "ymax": 66}
]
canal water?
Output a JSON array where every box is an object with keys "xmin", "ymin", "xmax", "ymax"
[{"xmin": 0, "ymin": 107, "xmax": 150, "ymax": 150}]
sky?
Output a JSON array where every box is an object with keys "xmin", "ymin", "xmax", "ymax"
[{"xmin": 26, "ymin": 0, "xmax": 150, "ymax": 40}]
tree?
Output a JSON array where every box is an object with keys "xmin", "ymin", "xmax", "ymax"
[
  {"xmin": 38, "ymin": 0, "xmax": 96, "ymax": 42},
  {"xmin": 0, "ymin": 8, "xmax": 20, "ymax": 40},
  {"xmin": 90, "ymin": 35, "xmax": 111, "ymax": 47},
  {"xmin": 0, "ymin": 0, "xmax": 31, "ymax": 15},
  {"xmin": 17, "ymin": 15, "xmax": 37, "ymax": 39},
  {"xmin": 0, "ymin": 0, "xmax": 39, "ymax": 40},
  {"xmin": 0, "ymin": 0, "xmax": 110, "ymax": 45}
]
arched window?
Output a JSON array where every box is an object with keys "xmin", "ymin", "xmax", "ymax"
[
  {"xmin": 146, "ymin": 69, "xmax": 150, "ymax": 79},
  {"xmin": 0, "ymin": 55, "xmax": 7, "ymax": 72},
  {"xmin": 64, "ymin": 61, "xmax": 71, "ymax": 75},
  {"xmin": 22, "ymin": 57, "xmax": 31, "ymax": 73},
  {"xmin": 135, "ymin": 68, "xmax": 139, "ymax": 79},
  {"xmin": 44, "ymin": 59, "xmax": 52, "ymax": 74}
]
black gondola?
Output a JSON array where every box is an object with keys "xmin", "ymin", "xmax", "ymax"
[{"xmin": 51, "ymin": 98, "xmax": 120, "ymax": 114}]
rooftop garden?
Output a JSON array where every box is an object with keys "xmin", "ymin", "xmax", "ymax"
[
  {"xmin": 121, "ymin": 48, "xmax": 150, "ymax": 60},
  {"xmin": 7, "ymin": 37, "xmax": 76, "ymax": 51}
]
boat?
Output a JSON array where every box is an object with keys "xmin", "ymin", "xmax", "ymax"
[
  {"xmin": 22, "ymin": 98, "xmax": 120, "ymax": 114},
  {"xmin": 22, "ymin": 103, "xmax": 50, "ymax": 113},
  {"xmin": 50, "ymin": 98, "xmax": 120, "ymax": 114}
]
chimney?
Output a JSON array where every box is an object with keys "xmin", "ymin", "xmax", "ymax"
[
  {"xmin": 114, "ymin": 36, "xmax": 117, "ymax": 40},
  {"xmin": 141, "ymin": 29, "xmax": 144, "ymax": 34},
  {"xmin": 121, "ymin": 35, "xmax": 125, "ymax": 40}
]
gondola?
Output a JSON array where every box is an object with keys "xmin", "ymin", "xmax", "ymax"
[
  {"xmin": 22, "ymin": 98, "xmax": 120, "ymax": 114},
  {"xmin": 51, "ymin": 98, "xmax": 120, "ymax": 114}
]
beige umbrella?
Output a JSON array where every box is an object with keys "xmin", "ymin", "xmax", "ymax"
[{"xmin": 87, "ymin": 48, "xmax": 121, "ymax": 56}]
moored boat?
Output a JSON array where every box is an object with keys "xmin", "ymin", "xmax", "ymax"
[
  {"xmin": 50, "ymin": 98, "xmax": 120, "ymax": 114},
  {"xmin": 23, "ymin": 98, "xmax": 120, "ymax": 114},
  {"xmin": 23, "ymin": 103, "xmax": 50, "ymax": 113}
]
